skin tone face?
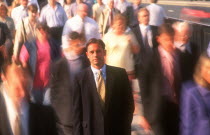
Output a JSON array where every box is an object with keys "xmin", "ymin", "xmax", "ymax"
[
  {"xmin": 1, "ymin": 65, "xmax": 29, "ymax": 108},
  {"xmin": 174, "ymin": 27, "xmax": 190, "ymax": 44},
  {"xmin": 97, "ymin": 0, "xmax": 103, "ymax": 5},
  {"xmin": 28, "ymin": 10, "xmax": 37, "ymax": 22},
  {"xmin": 0, "ymin": 5, "xmax": 7, "ymax": 18},
  {"xmin": 113, "ymin": 19, "xmax": 126, "ymax": 35},
  {"xmin": 108, "ymin": 0, "xmax": 114, "ymax": 9},
  {"xmin": 86, "ymin": 43, "xmax": 106, "ymax": 69},
  {"xmin": 201, "ymin": 60, "xmax": 210, "ymax": 85},
  {"xmin": 157, "ymin": 33, "xmax": 174, "ymax": 53},
  {"xmin": 138, "ymin": 10, "xmax": 149, "ymax": 25},
  {"xmin": 133, "ymin": 0, "xmax": 141, "ymax": 6},
  {"xmin": 20, "ymin": 0, "xmax": 28, "ymax": 6},
  {"xmin": 77, "ymin": 4, "xmax": 88, "ymax": 19},
  {"xmin": 64, "ymin": 39, "xmax": 85, "ymax": 55}
]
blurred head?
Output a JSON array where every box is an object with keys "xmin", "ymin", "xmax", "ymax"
[
  {"xmin": 173, "ymin": 21, "xmax": 192, "ymax": 45},
  {"xmin": 63, "ymin": 31, "xmax": 85, "ymax": 55},
  {"xmin": 27, "ymin": 4, "xmax": 38, "ymax": 21},
  {"xmin": 194, "ymin": 53, "xmax": 210, "ymax": 89},
  {"xmin": 86, "ymin": 38, "xmax": 106, "ymax": 69},
  {"xmin": 133, "ymin": 0, "xmax": 141, "ymax": 6},
  {"xmin": 150, "ymin": 0, "xmax": 157, "ymax": 3},
  {"xmin": 64, "ymin": 0, "xmax": 72, "ymax": 4},
  {"xmin": 0, "ymin": 2, "xmax": 8, "ymax": 18},
  {"xmin": 138, "ymin": 8, "xmax": 149, "ymax": 25},
  {"xmin": 48, "ymin": 0, "xmax": 56, "ymax": 5},
  {"xmin": 97, "ymin": 0, "xmax": 103, "ymax": 5},
  {"xmin": 76, "ymin": 0, "xmax": 83, "ymax": 3},
  {"xmin": 77, "ymin": 3, "xmax": 88, "ymax": 19},
  {"xmin": 157, "ymin": 23, "xmax": 175, "ymax": 53},
  {"xmin": 36, "ymin": 22, "xmax": 49, "ymax": 41},
  {"xmin": 20, "ymin": 0, "xmax": 28, "ymax": 6},
  {"xmin": 107, "ymin": 0, "xmax": 114, "ymax": 9},
  {"xmin": 1, "ymin": 61, "xmax": 32, "ymax": 107},
  {"xmin": 112, "ymin": 14, "xmax": 127, "ymax": 35}
]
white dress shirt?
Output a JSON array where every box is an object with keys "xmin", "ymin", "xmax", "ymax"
[
  {"xmin": 139, "ymin": 24, "xmax": 153, "ymax": 48},
  {"xmin": 39, "ymin": 3, "xmax": 67, "ymax": 27},
  {"xmin": 11, "ymin": 5, "xmax": 28, "ymax": 29},
  {"xmin": 91, "ymin": 65, "xmax": 106, "ymax": 87},
  {"xmin": 146, "ymin": 3, "xmax": 166, "ymax": 26},
  {"xmin": 2, "ymin": 87, "xmax": 29, "ymax": 135},
  {"xmin": 62, "ymin": 15, "xmax": 100, "ymax": 49},
  {"xmin": 115, "ymin": 1, "xmax": 131, "ymax": 13},
  {"xmin": 174, "ymin": 41, "xmax": 191, "ymax": 53}
]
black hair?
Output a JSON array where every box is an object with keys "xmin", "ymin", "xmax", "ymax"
[{"xmin": 86, "ymin": 38, "xmax": 105, "ymax": 50}]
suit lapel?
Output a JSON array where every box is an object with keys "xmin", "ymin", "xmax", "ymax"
[
  {"xmin": 104, "ymin": 65, "xmax": 114, "ymax": 114},
  {"xmin": 87, "ymin": 67, "xmax": 105, "ymax": 114}
]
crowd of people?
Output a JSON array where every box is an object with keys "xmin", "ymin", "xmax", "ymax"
[{"xmin": 0, "ymin": 0, "xmax": 209, "ymax": 135}]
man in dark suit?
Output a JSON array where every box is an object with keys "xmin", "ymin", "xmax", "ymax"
[
  {"xmin": 72, "ymin": 38, "xmax": 134, "ymax": 135},
  {"xmin": 131, "ymin": 8, "xmax": 158, "ymax": 77},
  {"xmin": 0, "ymin": 61, "xmax": 57, "ymax": 135},
  {"xmin": 50, "ymin": 32, "xmax": 89, "ymax": 135},
  {"xmin": 173, "ymin": 21, "xmax": 199, "ymax": 82},
  {"xmin": 140, "ymin": 24, "xmax": 181, "ymax": 135}
]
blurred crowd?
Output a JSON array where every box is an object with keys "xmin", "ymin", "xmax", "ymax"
[{"xmin": 0, "ymin": 0, "xmax": 210, "ymax": 135}]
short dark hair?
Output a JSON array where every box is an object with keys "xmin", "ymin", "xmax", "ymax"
[
  {"xmin": 69, "ymin": 31, "xmax": 82, "ymax": 40},
  {"xmin": 36, "ymin": 22, "xmax": 49, "ymax": 33},
  {"xmin": 158, "ymin": 23, "xmax": 175, "ymax": 37},
  {"xmin": 86, "ymin": 38, "xmax": 105, "ymax": 50},
  {"xmin": 27, "ymin": 3, "xmax": 38, "ymax": 13}
]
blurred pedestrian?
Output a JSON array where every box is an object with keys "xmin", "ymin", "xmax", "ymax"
[
  {"xmin": 13, "ymin": 4, "xmax": 39, "ymax": 62},
  {"xmin": 19, "ymin": 22, "xmax": 61, "ymax": 104},
  {"xmin": 103, "ymin": 14, "xmax": 139, "ymax": 80},
  {"xmin": 180, "ymin": 52, "xmax": 210, "ymax": 135},
  {"xmin": 62, "ymin": 3, "xmax": 100, "ymax": 48},
  {"xmin": 39, "ymin": 0, "xmax": 67, "ymax": 43},
  {"xmin": 11, "ymin": 0, "xmax": 28, "ymax": 29}
]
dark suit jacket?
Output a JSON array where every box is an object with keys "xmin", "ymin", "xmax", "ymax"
[
  {"xmin": 50, "ymin": 56, "xmax": 89, "ymax": 135},
  {"xmin": 131, "ymin": 24, "xmax": 158, "ymax": 76},
  {"xmin": 180, "ymin": 80, "xmax": 210, "ymax": 135},
  {"xmin": 0, "ymin": 91, "xmax": 57, "ymax": 135},
  {"xmin": 73, "ymin": 65, "xmax": 134, "ymax": 135},
  {"xmin": 179, "ymin": 42, "xmax": 199, "ymax": 82},
  {"xmin": 140, "ymin": 48, "xmax": 180, "ymax": 135}
]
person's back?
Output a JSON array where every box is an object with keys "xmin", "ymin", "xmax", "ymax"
[{"xmin": 146, "ymin": 0, "xmax": 166, "ymax": 26}]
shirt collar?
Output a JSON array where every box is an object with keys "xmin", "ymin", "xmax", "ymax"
[
  {"xmin": 91, "ymin": 64, "xmax": 106, "ymax": 77},
  {"xmin": 139, "ymin": 24, "xmax": 149, "ymax": 30}
]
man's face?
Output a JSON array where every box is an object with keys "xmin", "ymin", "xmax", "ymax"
[
  {"xmin": 2, "ymin": 65, "xmax": 29, "ymax": 105},
  {"xmin": 138, "ymin": 10, "xmax": 149, "ymax": 25},
  {"xmin": 20, "ymin": 0, "xmax": 28, "ymax": 6},
  {"xmin": 158, "ymin": 33, "xmax": 174, "ymax": 53},
  {"xmin": 174, "ymin": 28, "xmax": 190, "ymax": 44},
  {"xmin": 133, "ymin": 0, "xmax": 141, "ymax": 5},
  {"xmin": 77, "ymin": 4, "xmax": 88, "ymax": 19},
  {"xmin": 108, "ymin": 0, "xmax": 114, "ymax": 9},
  {"xmin": 86, "ymin": 43, "xmax": 106, "ymax": 69}
]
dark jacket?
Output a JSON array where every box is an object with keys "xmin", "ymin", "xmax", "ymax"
[
  {"xmin": 50, "ymin": 56, "xmax": 89, "ymax": 135},
  {"xmin": 73, "ymin": 65, "xmax": 134, "ymax": 135}
]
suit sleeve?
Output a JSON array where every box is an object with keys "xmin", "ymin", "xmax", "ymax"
[
  {"xmin": 121, "ymin": 69, "xmax": 134, "ymax": 134},
  {"xmin": 72, "ymin": 76, "xmax": 83, "ymax": 135}
]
